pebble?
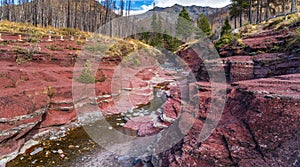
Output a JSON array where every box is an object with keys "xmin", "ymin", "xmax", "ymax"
[
  {"xmin": 30, "ymin": 147, "xmax": 43, "ymax": 156},
  {"xmin": 108, "ymin": 126, "xmax": 113, "ymax": 130},
  {"xmin": 123, "ymin": 117, "xmax": 130, "ymax": 121},
  {"xmin": 68, "ymin": 145, "xmax": 75, "ymax": 149},
  {"xmin": 118, "ymin": 155, "xmax": 131, "ymax": 161},
  {"xmin": 32, "ymin": 159, "xmax": 37, "ymax": 164},
  {"xmin": 45, "ymin": 151, "xmax": 51, "ymax": 157},
  {"xmin": 60, "ymin": 154, "xmax": 65, "ymax": 158},
  {"xmin": 57, "ymin": 149, "xmax": 64, "ymax": 154},
  {"xmin": 128, "ymin": 109, "xmax": 134, "ymax": 113}
]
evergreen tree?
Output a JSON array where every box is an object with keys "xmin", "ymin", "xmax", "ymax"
[
  {"xmin": 221, "ymin": 17, "xmax": 232, "ymax": 36},
  {"xmin": 178, "ymin": 7, "xmax": 192, "ymax": 22},
  {"xmin": 230, "ymin": 3, "xmax": 239, "ymax": 29},
  {"xmin": 157, "ymin": 15, "xmax": 162, "ymax": 34},
  {"xmin": 176, "ymin": 7, "xmax": 193, "ymax": 40},
  {"xmin": 151, "ymin": 13, "xmax": 158, "ymax": 32},
  {"xmin": 197, "ymin": 14, "xmax": 212, "ymax": 38}
]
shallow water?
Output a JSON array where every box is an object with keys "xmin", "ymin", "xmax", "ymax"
[{"xmin": 7, "ymin": 59, "xmax": 186, "ymax": 166}]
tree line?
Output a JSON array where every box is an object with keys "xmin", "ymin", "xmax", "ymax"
[
  {"xmin": 0, "ymin": 0, "xmax": 134, "ymax": 32},
  {"xmin": 230, "ymin": 0, "xmax": 298, "ymax": 28}
]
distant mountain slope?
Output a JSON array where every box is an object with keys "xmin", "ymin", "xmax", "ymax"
[
  {"xmin": 150, "ymin": 4, "xmax": 231, "ymax": 21},
  {"xmin": 147, "ymin": 4, "xmax": 232, "ymax": 37}
]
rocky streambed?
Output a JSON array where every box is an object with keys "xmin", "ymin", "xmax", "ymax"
[
  {"xmin": 6, "ymin": 115, "xmax": 141, "ymax": 167},
  {"xmin": 4, "ymin": 51, "xmax": 191, "ymax": 166}
]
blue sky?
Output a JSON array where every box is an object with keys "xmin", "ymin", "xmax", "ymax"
[{"xmin": 100, "ymin": 0, "xmax": 232, "ymax": 15}]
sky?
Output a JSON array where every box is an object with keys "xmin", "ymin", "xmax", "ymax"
[{"xmin": 100, "ymin": 0, "xmax": 232, "ymax": 15}]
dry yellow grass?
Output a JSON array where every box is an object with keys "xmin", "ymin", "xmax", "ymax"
[{"xmin": 0, "ymin": 20, "xmax": 91, "ymax": 38}]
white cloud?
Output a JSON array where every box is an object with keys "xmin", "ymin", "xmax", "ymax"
[{"xmin": 128, "ymin": 4, "xmax": 153, "ymax": 15}]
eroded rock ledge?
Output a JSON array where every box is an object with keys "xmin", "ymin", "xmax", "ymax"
[{"xmin": 159, "ymin": 74, "xmax": 300, "ymax": 166}]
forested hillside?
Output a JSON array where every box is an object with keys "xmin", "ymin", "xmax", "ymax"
[
  {"xmin": 0, "ymin": 0, "xmax": 121, "ymax": 32},
  {"xmin": 230, "ymin": 0, "xmax": 299, "ymax": 28}
]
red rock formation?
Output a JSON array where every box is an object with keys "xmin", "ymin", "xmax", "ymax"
[
  {"xmin": 154, "ymin": 26, "xmax": 300, "ymax": 166},
  {"xmin": 158, "ymin": 74, "xmax": 300, "ymax": 166}
]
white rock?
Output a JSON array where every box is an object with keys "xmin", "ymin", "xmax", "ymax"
[
  {"xmin": 30, "ymin": 147, "xmax": 43, "ymax": 156},
  {"xmin": 57, "ymin": 149, "xmax": 64, "ymax": 154}
]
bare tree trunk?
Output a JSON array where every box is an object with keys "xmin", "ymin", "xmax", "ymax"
[
  {"xmin": 249, "ymin": 0, "xmax": 253, "ymax": 24},
  {"xmin": 260, "ymin": 0, "xmax": 263, "ymax": 21},
  {"xmin": 291, "ymin": 0, "xmax": 295, "ymax": 12},
  {"xmin": 282, "ymin": 0, "xmax": 285, "ymax": 13},
  {"xmin": 234, "ymin": 16, "xmax": 237, "ymax": 29},
  {"xmin": 265, "ymin": 0, "xmax": 270, "ymax": 21},
  {"xmin": 66, "ymin": 0, "xmax": 70, "ymax": 27},
  {"xmin": 256, "ymin": 0, "xmax": 260, "ymax": 23},
  {"xmin": 239, "ymin": 11, "xmax": 243, "ymax": 27}
]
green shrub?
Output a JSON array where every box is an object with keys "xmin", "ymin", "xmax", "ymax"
[
  {"xmin": 270, "ymin": 45, "xmax": 280, "ymax": 52},
  {"xmin": 59, "ymin": 27, "xmax": 77, "ymax": 36},
  {"xmin": 277, "ymin": 13, "xmax": 300, "ymax": 30},
  {"xmin": 77, "ymin": 40, "xmax": 85, "ymax": 45},
  {"xmin": 240, "ymin": 25, "xmax": 256, "ymax": 34},
  {"xmin": 0, "ymin": 41, "xmax": 9, "ymax": 45},
  {"xmin": 15, "ymin": 43, "xmax": 41, "ymax": 64},
  {"xmin": 77, "ymin": 61, "xmax": 96, "ymax": 84},
  {"xmin": 286, "ymin": 31, "xmax": 300, "ymax": 51},
  {"xmin": 85, "ymin": 45, "xmax": 107, "ymax": 53},
  {"xmin": 215, "ymin": 34, "xmax": 238, "ymax": 49},
  {"xmin": 47, "ymin": 86, "xmax": 54, "ymax": 98},
  {"xmin": 221, "ymin": 18, "xmax": 232, "ymax": 36}
]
